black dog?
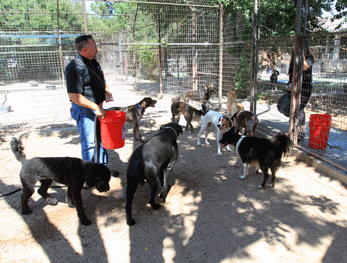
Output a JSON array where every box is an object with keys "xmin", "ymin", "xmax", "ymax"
[
  {"xmin": 107, "ymin": 97, "xmax": 157, "ymax": 142},
  {"xmin": 10, "ymin": 137, "xmax": 112, "ymax": 226},
  {"xmin": 219, "ymin": 127, "xmax": 293, "ymax": 189},
  {"xmin": 270, "ymin": 70, "xmax": 280, "ymax": 83},
  {"xmin": 125, "ymin": 122, "xmax": 183, "ymax": 225},
  {"xmin": 171, "ymin": 101, "xmax": 203, "ymax": 133}
]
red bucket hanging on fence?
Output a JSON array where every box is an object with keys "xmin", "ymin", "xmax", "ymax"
[
  {"xmin": 308, "ymin": 114, "xmax": 331, "ymax": 150},
  {"xmin": 99, "ymin": 111, "xmax": 126, "ymax": 149}
]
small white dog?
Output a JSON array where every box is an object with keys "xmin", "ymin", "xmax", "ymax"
[{"xmin": 197, "ymin": 108, "xmax": 232, "ymax": 156}]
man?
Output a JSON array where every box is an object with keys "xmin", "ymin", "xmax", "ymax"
[
  {"xmin": 65, "ymin": 35, "xmax": 113, "ymax": 166},
  {"xmin": 287, "ymin": 39, "xmax": 315, "ymax": 141}
]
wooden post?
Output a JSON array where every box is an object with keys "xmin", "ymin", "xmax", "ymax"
[
  {"xmin": 250, "ymin": 0, "xmax": 259, "ymax": 113},
  {"xmin": 57, "ymin": 0, "xmax": 64, "ymax": 86},
  {"xmin": 82, "ymin": 0, "xmax": 88, "ymax": 35},
  {"xmin": 288, "ymin": 0, "xmax": 303, "ymax": 143},
  {"xmin": 218, "ymin": 4, "xmax": 223, "ymax": 111}
]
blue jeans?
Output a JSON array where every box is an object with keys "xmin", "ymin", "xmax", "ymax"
[{"xmin": 70, "ymin": 103, "xmax": 108, "ymax": 165}]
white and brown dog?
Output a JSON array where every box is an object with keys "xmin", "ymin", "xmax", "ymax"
[
  {"xmin": 197, "ymin": 106, "xmax": 232, "ymax": 156},
  {"xmin": 226, "ymin": 91, "xmax": 244, "ymax": 116}
]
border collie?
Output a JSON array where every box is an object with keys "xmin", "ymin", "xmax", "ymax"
[{"xmin": 219, "ymin": 127, "xmax": 293, "ymax": 188}]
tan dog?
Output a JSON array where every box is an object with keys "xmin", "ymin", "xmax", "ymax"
[
  {"xmin": 226, "ymin": 91, "xmax": 244, "ymax": 116},
  {"xmin": 231, "ymin": 110, "xmax": 259, "ymax": 136}
]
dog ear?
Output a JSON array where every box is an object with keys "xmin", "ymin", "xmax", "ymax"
[
  {"xmin": 85, "ymin": 164, "xmax": 111, "ymax": 187},
  {"xmin": 177, "ymin": 125, "xmax": 183, "ymax": 135},
  {"xmin": 227, "ymin": 117, "xmax": 232, "ymax": 127},
  {"xmin": 230, "ymin": 113, "xmax": 237, "ymax": 125},
  {"xmin": 230, "ymin": 126, "xmax": 238, "ymax": 133},
  {"xmin": 84, "ymin": 164, "xmax": 100, "ymax": 187}
]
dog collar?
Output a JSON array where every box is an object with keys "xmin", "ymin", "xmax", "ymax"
[
  {"xmin": 163, "ymin": 126, "xmax": 177, "ymax": 138},
  {"xmin": 236, "ymin": 135, "xmax": 246, "ymax": 152},
  {"xmin": 137, "ymin": 103, "xmax": 142, "ymax": 109}
]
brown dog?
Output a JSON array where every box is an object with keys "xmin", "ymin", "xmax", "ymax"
[
  {"xmin": 226, "ymin": 91, "xmax": 244, "ymax": 116},
  {"xmin": 183, "ymin": 83, "xmax": 215, "ymax": 105},
  {"xmin": 107, "ymin": 97, "xmax": 157, "ymax": 142},
  {"xmin": 171, "ymin": 101, "xmax": 203, "ymax": 133},
  {"xmin": 231, "ymin": 110, "xmax": 259, "ymax": 136}
]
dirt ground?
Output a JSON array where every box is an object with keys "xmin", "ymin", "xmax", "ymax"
[{"xmin": 1, "ymin": 114, "xmax": 347, "ymax": 263}]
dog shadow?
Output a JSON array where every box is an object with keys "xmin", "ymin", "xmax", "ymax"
[
  {"xmin": 113, "ymin": 121, "xmax": 186, "ymax": 261},
  {"xmin": 0, "ymin": 176, "xmax": 124, "ymax": 262},
  {"xmin": 122, "ymin": 121, "xmax": 347, "ymax": 262}
]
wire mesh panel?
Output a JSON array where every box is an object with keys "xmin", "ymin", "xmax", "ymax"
[
  {"xmin": 0, "ymin": 0, "xmax": 221, "ymax": 134},
  {"xmin": 255, "ymin": 3, "xmax": 347, "ymax": 170},
  {"xmin": 223, "ymin": 6, "xmax": 253, "ymax": 99}
]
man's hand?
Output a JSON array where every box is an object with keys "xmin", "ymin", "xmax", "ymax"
[
  {"xmin": 105, "ymin": 91, "xmax": 113, "ymax": 103},
  {"xmin": 303, "ymin": 60, "xmax": 309, "ymax": 71},
  {"xmin": 95, "ymin": 105, "xmax": 106, "ymax": 119},
  {"xmin": 68, "ymin": 93, "xmax": 106, "ymax": 118}
]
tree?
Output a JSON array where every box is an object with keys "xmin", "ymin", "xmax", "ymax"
[
  {"xmin": 0, "ymin": 0, "xmax": 83, "ymax": 32},
  {"xmin": 221, "ymin": 0, "xmax": 338, "ymax": 37}
]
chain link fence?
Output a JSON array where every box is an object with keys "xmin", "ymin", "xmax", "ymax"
[{"xmin": 0, "ymin": 0, "xmax": 346, "ymax": 170}]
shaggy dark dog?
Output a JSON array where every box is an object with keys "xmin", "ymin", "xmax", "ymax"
[
  {"xmin": 10, "ymin": 137, "xmax": 112, "ymax": 226},
  {"xmin": 171, "ymin": 101, "xmax": 203, "ymax": 133},
  {"xmin": 107, "ymin": 97, "xmax": 157, "ymax": 142},
  {"xmin": 231, "ymin": 110, "xmax": 259, "ymax": 136},
  {"xmin": 125, "ymin": 122, "xmax": 183, "ymax": 226},
  {"xmin": 183, "ymin": 83, "xmax": 215, "ymax": 105},
  {"xmin": 219, "ymin": 127, "xmax": 293, "ymax": 189}
]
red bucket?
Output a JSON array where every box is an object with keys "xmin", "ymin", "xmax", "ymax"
[
  {"xmin": 308, "ymin": 114, "xmax": 331, "ymax": 149},
  {"xmin": 99, "ymin": 111, "xmax": 126, "ymax": 149}
]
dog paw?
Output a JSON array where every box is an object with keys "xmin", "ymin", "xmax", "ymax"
[
  {"xmin": 258, "ymin": 184, "xmax": 265, "ymax": 189},
  {"xmin": 46, "ymin": 197, "xmax": 58, "ymax": 206},
  {"xmin": 239, "ymin": 175, "xmax": 247, "ymax": 180},
  {"xmin": 197, "ymin": 141, "xmax": 201, "ymax": 146},
  {"xmin": 21, "ymin": 208, "xmax": 33, "ymax": 215},
  {"xmin": 127, "ymin": 218, "xmax": 136, "ymax": 226},
  {"xmin": 158, "ymin": 196, "xmax": 166, "ymax": 203},
  {"xmin": 206, "ymin": 141, "xmax": 210, "ymax": 145},
  {"xmin": 151, "ymin": 203, "xmax": 161, "ymax": 210},
  {"xmin": 226, "ymin": 145, "xmax": 232, "ymax": 152},
  {"xmin": 266, "ymin": 183, "xmax": 274, "ymax": 188},
  {"xmin": 217, "ymin": 152, "xmax": 222, "ymax": 156},
  {"xmin": 80, "ymin": 218, "xmax": 92, "ymax": 226}
]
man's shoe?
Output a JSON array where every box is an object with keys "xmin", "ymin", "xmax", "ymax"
[{"xmin": 298, "ymin": 131, "xmax": 305, "ymax": 142}]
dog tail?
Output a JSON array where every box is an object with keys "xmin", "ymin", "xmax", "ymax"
[
  {"xmin": 191, "ymin": 106, "xmax": 204, "ymax": 117},
  {"xmin": 273, "ymin": 133, "xmax": 293, "ymax": 157},
  {"xmin": 199, "ymin": 103, "xmax": 208, "ymax": 116},
  {"xmin": 10, "ymin": 137, "xmax": 26, "ymax": 163}
]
